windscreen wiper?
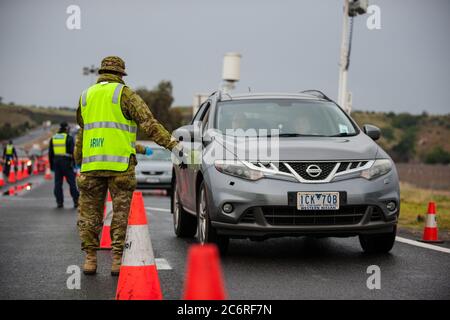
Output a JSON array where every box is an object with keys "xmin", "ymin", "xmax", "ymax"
[
  {"xmin": 328, "ymin": 132, "xmax": 357, "ymax": 137},
  {"xmin": 272, "ymin": 133, "xmax": 325, "ymax": 137}
]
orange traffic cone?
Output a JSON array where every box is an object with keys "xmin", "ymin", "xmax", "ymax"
[
  {"xmin": 116, "ymin": 192, "xmax": 162, "ymax": 300},
  {"xmin": 8, "ymin": 161, "xmax": 16, "ymax": 183},
  {"xmin": 8, "ymin": 186, "xmax": 15, "ymax": 196},
  {"xmin": 420, "ymin": 202, "xmax": 443, "ymax": 243},
  {"xmin": 44, "ymin": 162, "xmax": 52, "ymax": 180},
  {"xmin": 99, "ymin": 192, "xmax": 113, "ymax": 250},
  {"xmin": 16, "ymin": 160, "xmax": 23, "ymax": 181},
  {"xmin": 0, "ymin": 165, "xmax": 4, "ymax": 187},
  {"xmin": 182, "ymin": 244, "xmax": 227, "ymax": 300},
  {"xmin": 22, "ymin": 162, "xmax": 29, "ymax": 179},
  {"xmin": 32, "ymin": 160, "xmax": 38, "ymax": 175}
]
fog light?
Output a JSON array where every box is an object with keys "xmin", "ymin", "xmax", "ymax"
[
  {"xmin": 222, "ymin": 203, "xmax": 234, "ymax": 214},
  {"xmin": 386, "ymin": 201, "xmax": 396, "ymax": 211}
]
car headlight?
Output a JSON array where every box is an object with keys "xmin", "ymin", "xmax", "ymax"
[
  {"xmin": 360, "ymin": 159, "xmax": 392, "ymax": 180},
  {"xmin": 214, "ymin": 160, "xmax": 263, "ymax": 181}
]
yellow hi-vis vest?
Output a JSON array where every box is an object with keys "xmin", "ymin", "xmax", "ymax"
[
  {"xmin": 5, "ymin": 144, "xmax": 13, "ymax": 155},
  {"xmin": 52, "ymin": 133, "xmax": 69, "ymax": 156},
  {"xmin": 80, "ymin": 82, "xmax": 137, "ymax": 172}
]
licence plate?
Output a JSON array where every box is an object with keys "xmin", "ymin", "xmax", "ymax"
[
  {"xmin": 146, "ymin": 178, "xmax": 160, "ymax": 183},
  {"xmin": 297, "ymin": 192, "xmax": 339, "ymax": 210}
]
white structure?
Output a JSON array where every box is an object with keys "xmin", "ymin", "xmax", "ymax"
[
  {"xmin": 221, "ymin": 52, "xmax": 241, "ymax": 93},
  {"xmin": 191, "ymin": 52, "xmax": 242, "ymax": 116},
  {"xmin": 338, "ymin": 0, "xmax": 368, "ymax": 114}
]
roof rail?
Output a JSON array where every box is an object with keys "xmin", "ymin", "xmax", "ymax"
[
  {"xmin": 300, "ymin": 90, "xmax": 331, "ymax": 101},
  {"xmin": 208, "ymin": 90, "xmax": 218, "ymax": 98},
  {"xmin": 300, "ymin": 90, "xmax": 342, "ymax": 108},
  {"xmin": 208, "ymin": 90, "xmax": 232, "ymax": 101}
]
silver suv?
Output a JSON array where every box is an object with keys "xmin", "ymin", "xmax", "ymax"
[{"xmin": 171, "ymin": 91, "xmax": 400, "ymax": 254}]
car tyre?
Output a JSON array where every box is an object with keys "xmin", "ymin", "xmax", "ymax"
[
  {"xmin": 359, "ymin": 226, "xmax": 396, "ymax": 254},
  {"xmin": 197, "ymin": 181, "xmax": 229, "ymax": 255},
  {"xmin": 172, "ymin": 179, "xmax": 196, "ymax": 238}
]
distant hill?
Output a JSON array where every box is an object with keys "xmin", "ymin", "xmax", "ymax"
[
  {"xmin": 0, "ymin": 103, "xmax": 76, "ymax": 141},
  {"xmin": 352, "ymin": 111, "xmax": 450, "ymax": 164}
]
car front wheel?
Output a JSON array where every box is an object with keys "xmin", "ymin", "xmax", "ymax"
[
  {"xmin": 359, "ymin": 226, "xmax": 397, "ymax": 254},
  {"xmin": 172, "ymin": 179, "xmax": 196, "ymax": 238},
  {"xmin": 197, "ymin": 181, "xmax": 229, "ymax": 255}
]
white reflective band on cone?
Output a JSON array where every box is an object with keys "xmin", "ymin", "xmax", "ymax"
[
  {"xmin": 104, "ymin": 202, "xmax": 113, "ymax": 226},
  {"xmin": 122, "ymin": 225, "xmax": 155, "ymax": 266},
  {"xmin": 426, "ymin": 214, "xmax": 437, "ymax": 228}
]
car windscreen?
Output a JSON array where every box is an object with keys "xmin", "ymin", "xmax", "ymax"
[
  {"xmin": 136, "ymin": 148, "xmax": 171, "ymax": 161},
  {"xmin": 215, "ymin": 99, "xmax": 358, "ymax": 137}
]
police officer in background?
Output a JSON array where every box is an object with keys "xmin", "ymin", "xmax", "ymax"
[
  {"xmin": 2, "ymin": 140, "xmax": 18, "ymax": 177},
  {"xmin": 49, "ymin": 122, "xmax": 80, "ymax": 209}
]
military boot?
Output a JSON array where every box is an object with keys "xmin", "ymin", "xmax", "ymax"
[
  {"xmin": 83, "ymin": 250, "xmax": 97, "ymax": 275},
  {"xmin": 111, "ymin": 253, "xmax": 122, "ymax": 276}
]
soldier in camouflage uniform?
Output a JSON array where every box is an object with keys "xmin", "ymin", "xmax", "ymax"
[{"xmin": 75, "ymin": 56, "xmax": 181, "ymax": 276}]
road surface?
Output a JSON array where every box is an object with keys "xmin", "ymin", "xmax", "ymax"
[{"xmin": 0, "ymin": 177, "xmax": 449, "ymax": 300}]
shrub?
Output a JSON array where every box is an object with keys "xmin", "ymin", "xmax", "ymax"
[{"xmin": 424, "ymin": 146, "xmax": 450, "ymax": 165}]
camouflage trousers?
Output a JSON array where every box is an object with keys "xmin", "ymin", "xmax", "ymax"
[{"xmin": 77, "ymin": 173, "xmax": 137, "ymax": 254}]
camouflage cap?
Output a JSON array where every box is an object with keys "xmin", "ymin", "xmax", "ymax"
[{"xmin": 98, "ymin": 56, "xmax": 127, "ymax": 76}]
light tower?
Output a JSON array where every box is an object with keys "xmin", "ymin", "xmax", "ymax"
[{"xmin": 337, "ymin": 0, "xmax": 368, "ymax": 114}]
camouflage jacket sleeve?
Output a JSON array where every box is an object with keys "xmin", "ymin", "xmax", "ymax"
[
  {"xmin": 74, "ymin": 106, "xmax": 83, "ymax": 166},
  {"xmin": 121, "ymin": 87, "xmax": 179, "ymax": 151}
]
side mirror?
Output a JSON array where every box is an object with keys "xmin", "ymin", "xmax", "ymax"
[
  {"xmin": 173, "ymin": 125, "xmax": 194, "ymax": 142},
  {"xmin": 173, "ymin": 124, "xmax": 202, "ymax": 143},
  {"xmin": 363, "ymin": 124, "xmax": 381, "ymax": 141}
]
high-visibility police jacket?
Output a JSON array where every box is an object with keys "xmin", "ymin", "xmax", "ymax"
[
  {"xmin": 5, "ymin": 144, "xmax": 13, "ymax": 155},
  {"xmin": 80, "ymin": 82, "xmax": 137, "ymax": 172},
  {"xmin": 52, "ymin": 133, "xmax": 70, "ymax": 156}
]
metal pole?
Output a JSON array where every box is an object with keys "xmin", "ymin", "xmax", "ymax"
[{"xmin": 338, "ymin": 0, "xmax": 350, "ymax": 113}]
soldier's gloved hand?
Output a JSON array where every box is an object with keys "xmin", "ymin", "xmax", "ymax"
[{"xmin": 145, "ymin": 146, "xmax": 153, "ymax": 156}]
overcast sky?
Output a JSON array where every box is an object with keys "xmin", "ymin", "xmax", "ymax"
[{"xmin": 0, "ymin": 0, "xmax": 449, "ymax": 114}]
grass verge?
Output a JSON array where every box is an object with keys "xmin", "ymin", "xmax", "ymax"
[{"xmin": 399, "ymin": 182, "xmax": 450, "ymax": 234}]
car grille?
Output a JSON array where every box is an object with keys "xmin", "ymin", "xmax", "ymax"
[
  {"xmin": 141, "ymin": 171, "xmax": 164, "ymax": 176},
  {"xmin": 239, "ymin": 211, "xmax": 256, "ymax": 224},
  {"xmin": 279, "ymin": 162, "xmax": 336, "ymax": 181},
  {"xmin": 252, "ymin": 160, "xmax": 370, "ymax": 182},
  {"xmin": 261, "ymin": 205, "xmax": 368, "ymax": 226},
  {"xmin": 370, "ymin": 206, "xmax": 383, "ymax": 221},
  {"xmin": 336, "ymin": 161, "xmax": 368, "ymax": 173}
]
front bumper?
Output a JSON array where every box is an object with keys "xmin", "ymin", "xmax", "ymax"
[
  {"xmin": 136, "ymin": 173, "xmax": 172, "ymax": 189},
  {"xmin": 203, "ymin": 165, "xmax": 400, "ymax": 238}
]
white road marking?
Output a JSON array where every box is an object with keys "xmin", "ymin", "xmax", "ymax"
[
  {"xmin": 155, "ymin": 258, "xmax": 172, "ymax": 270},
  {"xmin": 145, "ymin": 206, "xmax": 171, "ymax": 213},
  {"xmin": 396, "ymin": 236, "xmax": 450, "ymax": 254}
]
